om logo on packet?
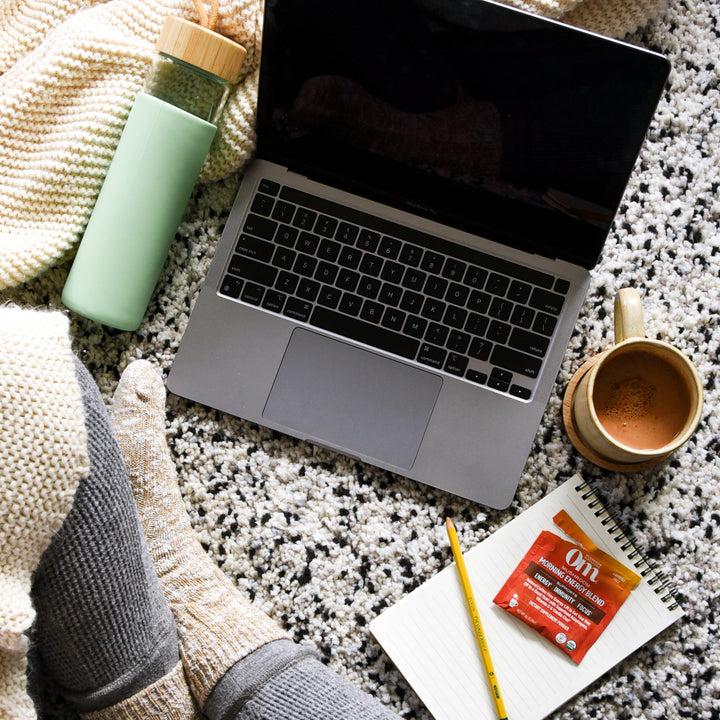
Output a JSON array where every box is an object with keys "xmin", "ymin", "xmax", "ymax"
[{"xmin": 493, "ymin": 510, "xmax": 641, "ymax": 663}]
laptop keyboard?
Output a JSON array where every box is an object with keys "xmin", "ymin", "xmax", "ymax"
[{"xmin": 219, "ymin": 178, "xmax": 569, "ymax": 400}]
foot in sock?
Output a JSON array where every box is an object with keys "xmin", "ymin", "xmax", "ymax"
[{"xmin": 111, "ymin": 360, "xmax": 288, "ymax": 709}]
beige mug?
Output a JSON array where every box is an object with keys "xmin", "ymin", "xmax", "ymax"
[{"xmin": 570, "ymin": 288, "xmax": 703, "ymax": 466}]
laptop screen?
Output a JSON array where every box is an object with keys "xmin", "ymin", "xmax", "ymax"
[{"xmin": 255, "ymin": 0, "xmax": 669, "ymax": 269}]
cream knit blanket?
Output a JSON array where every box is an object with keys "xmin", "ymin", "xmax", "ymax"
[
  {"xmin": 0, "ymin": 306, "xmax": 89, "ymax": 720},
  {"xmin": 0, "ymin": 0, "xmax": 667, "ymax": 291}
]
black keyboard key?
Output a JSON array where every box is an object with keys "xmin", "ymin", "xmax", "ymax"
[
  {"xmin": 276, "ymin": 271, "xmax": 299, "ymax": 295},
  {"xmin": 259, "ymin": 179, "xmax": 280, "ymax": 195},
  {"xmin": 402, "ymin": 267, "xmax": 427, "ymax": 291},
  {"xmin": 488, "ymin": 369, "xmax": 511, "ymax": 393},
  {"xmin": 240, "ymin": 282, "xmax": 264, "ymax": 305},
  {"xmin": 554, "ymin": 278, "xmax": 571, "ymax": 294},
  {"xmin": 469, "ymin": 337, "xmax": 492, "ymax": 361},
  {"xmin": 272, "ymin": 201, "xmax": 296, "ymax": 224},
  {"xmin": 399, "ymin": 244, "xmax": 423, "ymax": 267},
  {"xmin": 359, "ymin": 254, "xmax": 383, "ymax": 277},
  {"xmin": 445, "ymin": 353, "xmax": 469, "ymax": 377},
  {"xmin": 293, "ymin": 253, "xmax": 317, "ymax": 277},
  {"xmin": 381, "ymin": 261, "xmax": 404, "ymax": 283},
  {"xmin": 529, "ymin": 287, "xmax": 564, "ymax": 315},
  {"xmin": 420, "ymin": 251, "xmax": 443, "ymax": 273},
  {"xmin": 275, "ymin": 224, "xmax": 298, "ymax": 247},
  {"xmin": 381, "ymin": 307, "xmax": 406, "ymax": 332},
  {"xmin": 235, "ymin": 234, "xmax": 274, "ymax": 262},
  {"xmin": 339, "ymin": 293, "xmax": 363, "ymax": 316},
  {"xmin": 358, "ymin": 276, "xmax": 381, "ymax": 299},
  {"xmin": 220, "ymin": 275, "xmax": 243, "ymax": 299},
  {"xmin": 425, "ymin": 276, "xmax": 448, "ymax": 299},
  {"xmin": 228, "ymin": 255, "xmax": 277, "ymax": 287},
  {"xmin": 447, "ymin": 330, "xmax": 470, "ymax": 354},
  {"xmin": 336, "ymin": 222, "xmax": 359, "ymax": 244},
  {"xmin": 533, "ymin": 312, "xmax": 558, "ymax": 337},
  {"xmin": 318, "ymin": 238, "xmax": 341, "ymax": 262},
  {"xmin": 487, "ymin": 320, "xmax": 511, "ymax": 344},
  {"xmin": 446, "ymin": 283, "xmax": 469, "ymax": 307},
  {"xmin": 465, "ymin": 313, "xmax": 489, "ymax": 337},
  {"xmin": 403, "ymin": 315, "xmax": 427, "ymax": 338},
  {"xmin": 317, "ymin": 285, "xmax": 341, "ymax": 309},
  {"xmin": 510, "ymin": 384, "xmax": 532, "ymax": 400},
  {"xmin": 296, "ymin": 231, "xmax": 320, "ymax": 254},
  {"xmin": 418, "ymin": 343, "xmax": 446, "ymax": 369},
  {"xmin": 272, "ymin": 246, "xmax": 296, "ymax": 270},
  {"xmin": 251, "ymin": 193, "xmax": 274, "ymax": 216},
  {"xmin": 464, "ymin": 266, "xmax": 488, "ymax": 289},
  {"xmin": 262, "ymin": 290, "xmax": 286, "ymax": 313},
  {"xmin": 315, "ymin": 215, "xmax": 338, "ymax": 237},
  {"xmin": 486, "ymin": 273, "xmax": 510, "ymax": 296},
  {"xmin": 360, "ymin": 300, "xmax": 384, "ymax": 323},
  {"xmin": 339, "ymin": 246, "xmax": 362, "ymax": 269},
  {"xmin": 378, "ymin": 283, "xmax": 402, "ymax": 307},
  {"xmin": 442, "ymin": 258, "xmax": 466, "ymax": 281},
  {"xmin": 293, "ymin": 207, "xmax": 317, "ymax": 230},
  {"xmin": 379, "ymin": 236, "xmax": 401, "ymax": 259},
  {"xmin": 315, "ymin": 261, "xmax": 339, "ymax": 285},
  {"xmin": 421, "ymin": 297, "xmax": 446, "ymax": 321},
  {"xmin": 425, "ymin": 323, "xmax": 449, "ymax": 346},
  {"xmin": 508, "ymin": 280, "xmax": 531, "ymax": 304},
  {"xmin": 337, "ymin": 268, "xmax": 360, "ymax": 292},
  {"xmin": 400, "ymin": 290, "xmax": 424, "ymax": 314},
  {"xmin": 489, "ymin": 297, "xmax": 513, "ymax": 321},
  {"xmin": 284, "ymin": 297, "xmax": 312, "ymax": 322},
  {"xmin": 244, "ymin": 213, "xmax": 277, "ymax": 241},
  {"xmin": 357, "ymin": 229, "xmax": 380, "ymax": 252},
  {"xmin": 466, "ymin": 369, "xmax": 488, "ymax": 385},
  {"xmin": 468, "ymin": 290, "xmax": 491, "ymax": 314},
  {"xmin": 511, "ymin": 305, "xmax": 535, "ymax": 329},
  {"xmin": 297, "ymin": 278, "xmax": 320, "ymax": 302},
  {"xmin": 509, "ymin": 327, "xmax": 550, "ymax": 358},
  {"xmin": 490, "ymin": 346, "xmax": 542, "ymax": 378},
  {"xmin": 444, "ymin": 305, "xmax": 467, "ymax": 329},
  {"xmin": 310, "ymin": 307, "xmax": 419, "ymax": 360}
]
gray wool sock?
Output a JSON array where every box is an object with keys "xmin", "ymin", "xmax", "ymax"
[
  {"xmin": 29, "ymin": 358, "xmax": 180, "ymax": 712},
  {"xmin": 205, "ymin": 639, "xmax": 401, "ymax": 720}
]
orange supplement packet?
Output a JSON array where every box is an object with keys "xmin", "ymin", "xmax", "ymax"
[{"xmin": 493, "ymin": 510, "xmax": 641, "ymax": 663}]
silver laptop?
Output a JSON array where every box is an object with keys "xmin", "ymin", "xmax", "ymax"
[{"xmin": 168, "ymin": 0, "xmax": 669, "ymax": 508}]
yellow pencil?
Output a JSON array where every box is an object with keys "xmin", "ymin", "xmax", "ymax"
[{"xmin": 446, "ymin": 517, "xmax": 509, "ymax": 720}]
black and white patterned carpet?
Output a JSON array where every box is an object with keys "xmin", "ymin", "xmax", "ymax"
[{"xmin": 4, "ymin": 0, "xmax": 719, "ymax": 717}]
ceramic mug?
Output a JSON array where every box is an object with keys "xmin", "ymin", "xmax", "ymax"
[{"xmin": 571, "ymin": 288, "xmax": 703, "ymax": 465}]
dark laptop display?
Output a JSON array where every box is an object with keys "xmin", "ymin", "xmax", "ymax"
[{"xmin": 257, "ymin": 0, "xmax": 668, "ymax": 269}]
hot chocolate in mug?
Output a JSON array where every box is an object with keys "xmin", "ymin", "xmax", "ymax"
[{"xmin": 570, "ymin": 288, "xmax": 703, "ymax": 466}]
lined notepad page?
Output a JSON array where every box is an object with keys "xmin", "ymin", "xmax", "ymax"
[{"xmin": 370, "ymin": 475, "xmax": 684, "ymax": 720}]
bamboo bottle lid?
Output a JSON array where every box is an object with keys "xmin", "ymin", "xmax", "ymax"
[{"xmin": 156, "ymin": 16, "xmax": 247, "ymax": 84}]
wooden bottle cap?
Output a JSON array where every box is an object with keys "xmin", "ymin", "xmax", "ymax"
[{"xmin": 157, "ymin": 16, "xmax": 247, "ymax": 84}]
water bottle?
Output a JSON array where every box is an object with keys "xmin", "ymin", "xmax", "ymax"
[{"xmin": 62, "ymin": 16, "xmax": 246, "ymax": 331}]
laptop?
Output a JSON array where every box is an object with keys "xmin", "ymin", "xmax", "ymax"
[{"xmin": 168, "ymin": 0, "xmax": 669, "ymax": 508}]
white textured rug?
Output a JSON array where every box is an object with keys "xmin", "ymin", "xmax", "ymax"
[{"xmin": 3, "ymin": 0, "xmax": 719, "ymax": 718}]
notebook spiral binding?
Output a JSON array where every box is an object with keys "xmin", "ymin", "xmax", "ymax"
[{"xmin": 574, "ymin": 478, "xmax": 682, "ymax": 611}]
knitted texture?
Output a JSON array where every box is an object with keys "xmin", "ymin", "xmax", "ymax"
[
  {"xmin": 111, "ymin": 360, "xmax": 288, "ymax": 709},
  {"xmin": 80, "ymin": 662, "xmax": 201, "ymax": 720},
  {"xmin": 0, "ymin": 307, "xmax": 89, "ymax": 719},
  {"xmin": 0, "ymin": 0, "xmax": 262, "ymax": 290}
]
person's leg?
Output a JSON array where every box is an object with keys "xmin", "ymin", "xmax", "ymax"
[
  {"xmin": 111, "ymin": 360, "xmax": 402, "ymax": 720},
  {"xmin": 30, "ymin": 359, "xmax": 199, "ymax": 719}
]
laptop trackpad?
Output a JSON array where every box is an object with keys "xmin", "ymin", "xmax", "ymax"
[{"xmin": 263, "ymin": 329, "xmax": 442, "ymax": 469}]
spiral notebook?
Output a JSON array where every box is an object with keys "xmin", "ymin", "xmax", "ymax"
[{"xmin": 370, "ymin": 474, "xmax": 684, "ymax": 720}]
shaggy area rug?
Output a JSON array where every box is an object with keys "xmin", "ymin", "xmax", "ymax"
[{"xmin": 2, "ymin": 0, "xmax": 719, "ymax": 718}]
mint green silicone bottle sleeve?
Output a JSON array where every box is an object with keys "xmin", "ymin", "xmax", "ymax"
[{"xmin": 62, "ymin": 92, "xmax": 217, "ymax": 331}]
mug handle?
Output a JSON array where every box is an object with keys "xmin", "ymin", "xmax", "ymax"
[{"xmin": 614, "ymin": 287, "xmax": 645, "ymax": 343}]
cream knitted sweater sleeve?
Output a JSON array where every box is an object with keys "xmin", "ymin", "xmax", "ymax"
[
  {"xmin": 0, "ymin": 306, "xmax": 89, "ymax": 720},
  {"xmin": 0, "ymin": 0, "xmax": 666, "ymax": 290}
]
